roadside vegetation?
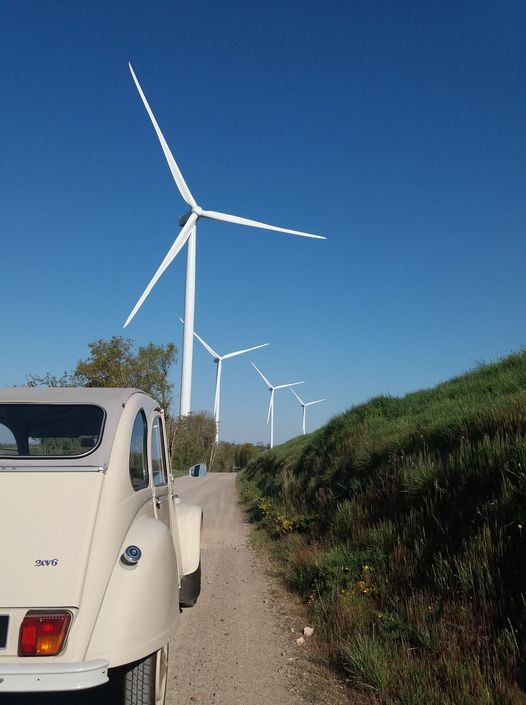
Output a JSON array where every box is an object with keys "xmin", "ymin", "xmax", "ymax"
[
  {"xmin": 171, "ymin": 415, "xmax": 266, "ymax": 474},
  {"xmin": 211, "ymin": 440, "xmax": 266, "ymax": 473},
  {"xmin": 239, "ymin": 350, "xmax": 526, "ymax": 704}
]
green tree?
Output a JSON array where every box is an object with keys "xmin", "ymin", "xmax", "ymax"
[
  {"xmin": 169, "ymin": 412, "xmax": 216, "ymax": 474},
  {"xmin": 206, "ymin": 441, "xmax": 263, "ymax": 473},
  {"xmin": 27, "ymin": 336, "xmax": 177, "ymax": 413},
  {"xmin": 211, "ymin": 442, "xmax": 236, "ymax": 472},
  {"xmin": 236, "ymin": 442, "xmax": 260, "ymax": 468},
  {"xmin": 26, "ymin": 372, "xmax": 77, "ymax": 387}
]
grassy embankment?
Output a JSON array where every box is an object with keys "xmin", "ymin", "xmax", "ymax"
[{"xmin": 239, "ymin": 350, "xmax": 526, "ymax": 705}]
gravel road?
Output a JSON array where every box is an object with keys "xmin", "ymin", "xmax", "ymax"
[
  {"xmin": 167, "ymin": 472, "xmax": 309, "ymax": 705},
  {"xmin": 1, "ymin": 472, "xmax": 347, "ymax": 705}
]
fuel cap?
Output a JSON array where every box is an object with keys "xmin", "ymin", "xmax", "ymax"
[{"xmin": 121, "ymin": 545, "xmax": 142, "ymax": 566}]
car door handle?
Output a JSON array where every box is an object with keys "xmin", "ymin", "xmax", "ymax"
[{"xmin": 156, "ymin": 494, "xmax": 181, "ymax": 508}]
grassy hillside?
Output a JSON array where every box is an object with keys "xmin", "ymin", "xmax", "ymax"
[{"xmin": 240, "ymin": 350, "xmax": 526, "ymax": 704}]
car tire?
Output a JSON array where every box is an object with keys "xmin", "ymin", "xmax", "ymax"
[{"xmin": 122, "ymin": 643, "xmax": 169, "ymax": 705}]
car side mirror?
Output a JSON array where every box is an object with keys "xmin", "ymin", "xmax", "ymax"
[{"xmin": 188, "ymin": 463, "xmax": 207, "ymax": 478}]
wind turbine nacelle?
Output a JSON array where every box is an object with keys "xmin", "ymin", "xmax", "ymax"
[{"xmin": 179, "ymin": 211, "xmax": 193, "ymax": 227}]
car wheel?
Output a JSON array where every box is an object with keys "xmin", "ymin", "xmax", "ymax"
[{"xmin": 122, "ymin": 644, "xmax": 169, "ymax": 705}]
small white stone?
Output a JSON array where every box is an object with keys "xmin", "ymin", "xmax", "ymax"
[
  {"xmin": 303, "ymin": 626, "xmax": 314, "ymax": 637},
  {"xmin": 296, "ymin": 636, "xmax": 305, "ymax": 645}
]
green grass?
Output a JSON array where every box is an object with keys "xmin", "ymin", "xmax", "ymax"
[
  {"xmin": 239, "ymin": 349, "xmax": 526, "ymax": 704},
  {"xmin": 341, "ymin": 633, "xmax": 391, "ymax": 692}
]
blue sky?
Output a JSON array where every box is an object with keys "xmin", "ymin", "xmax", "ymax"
[{"xmin": 1, "ymin": 1, "xmax": 525, "ymax": 444}]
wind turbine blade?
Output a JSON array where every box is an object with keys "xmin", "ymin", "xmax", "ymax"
[
  {"xmin": 289, "ymin": 387, "xmax": 305, "ymax": 405},
  {"xmin": 222, "ymin": 343, "xmax": 269, "ymax": 360},
  {"xmin": 128, "ymin": 63, "xmax": 197, "ymax": 209},
  {"xmin": 305, "ymin": 399, "xmax": 327, "ymax": 406},
  {"xmin": 267, "ymin": 391, "xmax": 274, "ymax": 424},
  {"xmin": 193, "ymin": 331, "xmax": 220, "ymax": 359},
  {"xmin": 123, "ymin": 213, "xmax": 197, "ymax": 327},
  {"xmin": 252, "ymin": 362, "xmax": 273, "ymax": 388},
  {"xmin": 201, "ymin": 210, "xmax": 325, "ymax": 240},
  {"xmin": 275, "ymin": 381, "xmax": 304, "ymax": 389}
]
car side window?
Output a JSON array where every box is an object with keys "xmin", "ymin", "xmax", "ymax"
[
  {"xmin": 151, "ymin": 416, "xmax": 168, "ymax": 487},
  {"xmin": 129, "ymin": 410, "xmax": 148, "ymax": 491}
]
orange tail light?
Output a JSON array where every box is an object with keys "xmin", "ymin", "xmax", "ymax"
[{"xmin": 18, "ymin": 611, "xmax": 72, "ymax": 656}]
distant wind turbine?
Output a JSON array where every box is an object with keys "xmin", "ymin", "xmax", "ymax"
[
  {"xmin": 289, "ymin": 387, "xmax": 326, "ymax": 435},
  {"xmin": 182, "ymin": 319, "xmax": 268, "ymax": 442},
  {"xmin": 123, "ymin": 63, "xmax": 325, "ymax": 416},
  {"xmin": 252, "ymin": 363, "xmax": 304, "ymax": 449}
]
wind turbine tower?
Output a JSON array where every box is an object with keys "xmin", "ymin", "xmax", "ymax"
[
  {"xmin": 188, "ymin": 322, "xmax": 268, "ymax": 442},
  {"xmin": 290, "ymin": 387, "xmax": 326, "ymax": 435},
  {"xmin": 123, "ymin": 64, "xmax": 325, "ymax": 416},
  {"xmin": 252, "ymin": 363, "xmax": 304, "ymax": 448}
]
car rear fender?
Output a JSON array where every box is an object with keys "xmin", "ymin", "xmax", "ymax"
[{"xmin": 86, "ymin": 515, "xmax": 179, "ymax": 668}]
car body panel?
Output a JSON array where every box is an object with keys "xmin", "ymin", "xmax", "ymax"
[
  {"xmin": 174, "ymin": 502, "xmax": 202, "ymax": 576},
  {"xmin": 0, "ymin": 659, "xmax": 110, "ymax": 692},
  {"xmin": 87, "ymin": 513, "xmax": 179, "ymax": 666},
  {"xmin": 0, "ymin": 472, "xmax": 104, "ymax": 608},
  {"xmin": 0, "ymin": 387, "xmax": 203, "ymax": 692}
]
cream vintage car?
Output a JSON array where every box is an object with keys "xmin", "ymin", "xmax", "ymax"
[{"xmin": 0, "ymin": 387, "xmax": 203, "ymax": 704}]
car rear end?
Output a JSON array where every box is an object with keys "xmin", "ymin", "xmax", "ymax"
[{"xmin": 0, "ymin": 390, "xmax": 113, "ymax": 692}]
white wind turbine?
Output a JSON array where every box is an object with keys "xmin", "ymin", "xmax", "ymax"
[
  {"xmin": 252, "ymin": 363, "xmax": 304, "ymax": 449},
  {"xmin": 289, "ymin": 387, "xmax": 326, "ymax": 435},
  {"xmin": 182, "ymin": 319, "xmax": 268, "ymax": 443},
  {"xmin": 123, "ymin": 64, "xmax": 325, "ymax": 416}
]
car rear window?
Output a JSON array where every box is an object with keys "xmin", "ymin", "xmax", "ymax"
[{"xmin": 0, "ymin": 404, "xmax": 105, "ymax": 458}]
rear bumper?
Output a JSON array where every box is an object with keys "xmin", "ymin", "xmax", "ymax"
[{"xmin": 0, "ymin": 658, "xmax": 109, "ymax": 692}]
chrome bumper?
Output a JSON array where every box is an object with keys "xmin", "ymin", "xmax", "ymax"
[{"xmin": 0, "ymin": 659, "xmax": 109, "ymax": 692}]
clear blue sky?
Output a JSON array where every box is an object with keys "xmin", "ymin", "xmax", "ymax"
[{"xmin": 1, "ymin": 1, "xmax": 525, "ymax": 444}]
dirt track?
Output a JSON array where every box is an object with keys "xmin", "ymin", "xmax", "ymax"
[{"xmin": 167, "ymin": 472, "xmax": 310, "ymax": 705}]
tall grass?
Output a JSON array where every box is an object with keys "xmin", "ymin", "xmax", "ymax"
[{"xmin": 239, "ymin": 350, "xmax": 526, "ymax": 704}]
